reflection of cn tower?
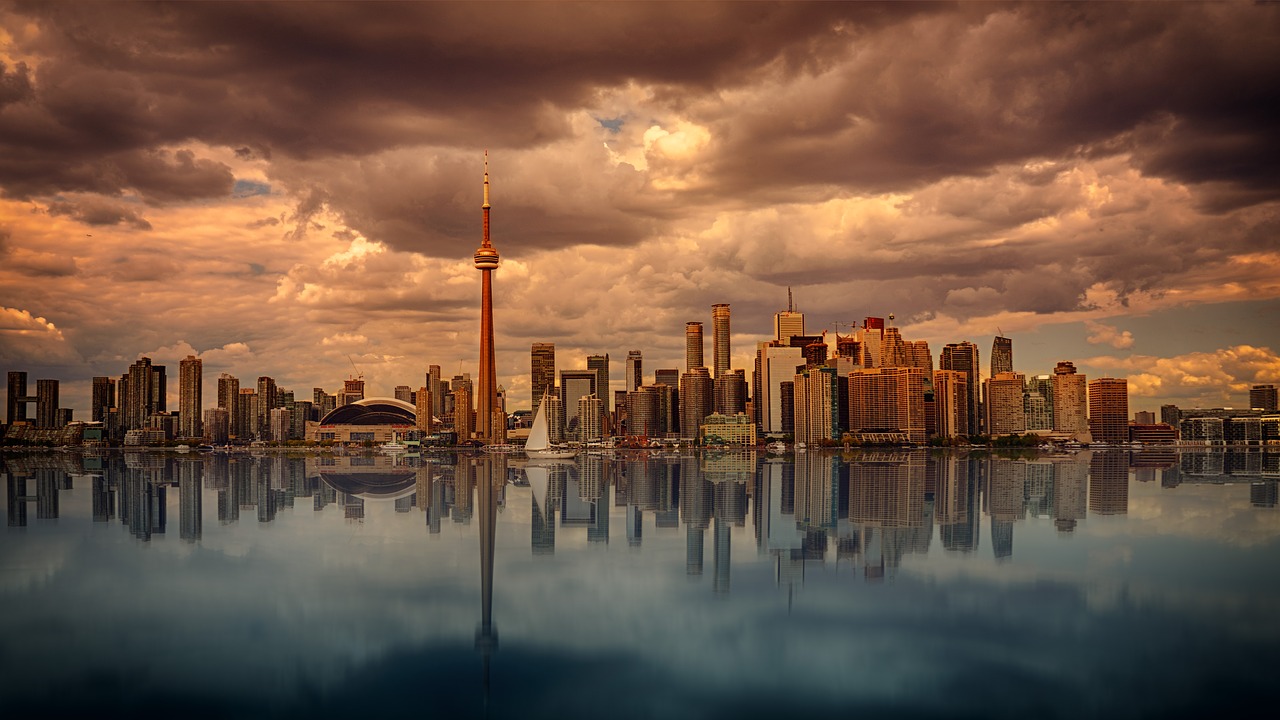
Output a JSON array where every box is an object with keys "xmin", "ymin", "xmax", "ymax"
[
  {"xmin": 474, "ymin": 153, "xmax": 501, "ymax": 442},
  {"xmin": 475, "ymin": 455, "xmax": 503, "ymax": 705}
]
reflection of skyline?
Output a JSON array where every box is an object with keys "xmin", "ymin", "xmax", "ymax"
[{"xmin": 3, "ymin": 449, "xmax": 1278, "ymax": 586}]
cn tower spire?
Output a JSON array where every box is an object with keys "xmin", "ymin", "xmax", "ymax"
[{"xmin": 474, "ymin": 151, "xmax": 501, "ymax": 442}]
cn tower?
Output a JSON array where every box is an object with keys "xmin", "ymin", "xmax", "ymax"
[{"xmin": 474, "ymin": 152, "xmax": 501, "ymax": 442}]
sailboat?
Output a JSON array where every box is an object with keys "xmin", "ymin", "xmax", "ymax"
[{"xmin": 525, "ymin": 395, "xmax": 577, "ymax": 459}]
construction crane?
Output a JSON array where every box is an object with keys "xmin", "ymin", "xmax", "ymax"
[{"xmin": 346, "ymin": 354, "xmax": 364, "ymax": 381}]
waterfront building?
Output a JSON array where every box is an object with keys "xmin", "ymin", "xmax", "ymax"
[
  {"xmin": 940, "ymin": 342, "xmax": 981, "ymax": 435},
  {"xmin": 714, "ymin": 369, "xmax": 747, "ymax": 416},
  {"xmin": 686, "ymin": 322, "xmax": 704, "ymax": 371},
  {"xmin": 1252, "ymin": 384, "xmax": 1278, "ymax": 411},
  {"xmin": 36, "ymin": 379, "xmax": 59, "ymax": 428},
  {"xmin": 237, "ymin": 389, "xmax": 256, "ymax": 440},
  {"xmin": 531, "ymin": 343, "xmax": 556, "ymax": 412},
  {"xmin": 1024, "ymin": 375, "xmax": 1053, "ymax": 431},
  {"xmin": 626, "ymin": 388, "xmax": 660, "ymax": 438},
  {"xmin": 757, "ymin": 342, "xmax": 805, "ymax": 435},
  {"xmin": 679, "ymin": 367, "xmax": 714, "ymax": 442},
  {"xmin": 203, "ymin": 407, "xmax": 230, "ymax": 444},
  {"xmin": 1088, "ymin": 378, "xmax": 1130, "ymax": 443},
  {"xmin": 544, "ymin": 392, "xmax": 566, "ymax": 444},
  {"xmin": 846, "ymin": 367, "xmax": 928, "ymax": 443},
  {"xmin": 712, "ymin": 304, "xmax": 731, "ymax": 379},
  {"xmin": 984, "ymin": 372, "xmax": 1026, "ymax": 436},
  {"xmin": 793, "ymin": 366, "xmax": 839, "ymax": 446},
  {"xmin": 92, "ymin": 376, "xmax": 115, "ymax": 423},
  {"xmin": 577, "ymin": 394, "xmax": 604, "ymax": 442},
  {"xmin": 308, "ymin": 397, "xmax": 417, "ymax": 444},
  {"xmin": 312, "ymin": 387, "xmax": 336, "ymax": 425},
  {"xmin": 219, "ymin": 374, "xmax": 240, "ymax": 436},
  {"xmin": 700, "ymin": 413, "xmax": 757, "ymax": 446},
  {"xmin": 179, "ymin": 355, "xmax": 202, "ymax": 439},
  {"xmin": 1134, "ymin": 411, "xmax": 1155, "ymax": 425},
  {"xmin": 1052, "ymin": 361, "xmax": 1088, "ymax": 437},
  {"xmin": 933, "ymin": 370, "xmax": 969, "ymax": 438},
  {"xmin": 454, "ymin": 384, "xmax": 474, "ymax": 439},
  {"xmin": 587, "ymin": 354, "xmax": 610, "ymax": 414},
  {"xmin": 6, "ymin": 371, "xmax": 30, "ymax": 424},
  {"xmin": 416, "ymin": 387, "xmax": 434, "ymax": 434}
]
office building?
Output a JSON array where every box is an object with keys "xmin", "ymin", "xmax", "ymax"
[
  {"xmin": 179, "ymin": 355, "xmax": 202, "ymax": 439},
  {"xmin": 1024, "ymin": 375, "xmax": 1053, "ymax": 431},
  {"xmin": 625, "ymin": 350, "xmax": 643, "ymax": 392},
  {"xmin": 940, "ymin": 342, "xmax": 980, "ymax": 434},
  {"xmin": 711, "ymin": 304, "xmax": 731, "ymax": 378},
  {"xmin": 991, "ymin": 336, "xmax": 1013, "ymax": 376},
  {"xmin": 757, "ymin": 342, "xmax": 805, "ymax": 434},
  {"xmin": 1052, "ymin": 361, "xmax": 1088, "ymax": 436},
  {"xmin": 1088, "ymin": 377, "xmax": 1129, "ymax": 443},
  {"xmin": 984, "ymin": 372, "xmax": 1026, "ymax": 436},
  {"xmin": 774, "ymin": 288, "xmax": 804, "ymax": 342},
  {"xmin": 531, "ymin": 343, "xmax": 556, "ymax": 412},
  {"xmin": 426, "ymin": 364, "xmax": 444, "ymax": 418},
  {"xmin": 577, "ymin": 394, "xmax": 604, "ymax": 442},
  {"xmin": 394, "ymin": 385, "xmax": 413, "ymax": 404},
  {"xmin": 587, "ymin": 354, "xmax": 610, "ymax": 414},
  {"xmin": 686, "ymin": 322, "xmax": 704, "ymax": 371},
  {"xmin": 1251, "ymin": 384, "xmax": 1278, "ymax": 411},
  {"xmin": 626, "ymin": 388, "xmax": 660, "ymax": 438},
  {"xmin": 560, "ymin": 369, "xmax": 599, "ymax": 441},
  {"xmin": 904, "ymin": 340, "xmax": 933, "ymax": 372},
  {"xmin": 714, "ymin": 369, "xmax": 747, "ymax": 415}
]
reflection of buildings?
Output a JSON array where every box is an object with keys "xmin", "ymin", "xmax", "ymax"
[
  {"xmin": 846, "ymin": 452, "xmax": 927, "ymax": 578},
  {"xmin": 179, "ymin": 459, "xmax": 202, "ymax": 541},
  {"xmin": 986, "ymin": 458, "xmax": 1026, "ymax": 561},
  {"xmin": 1089, "ymin": 451, "xmax": 1129, "ymax": 515},
  {"xmin": 1053, "ymin": 455, "xmax": 1088, "ymax": 532},
  {"xmin": 936, "ymin": 454, "xmax": 979, "ymax": 552}
]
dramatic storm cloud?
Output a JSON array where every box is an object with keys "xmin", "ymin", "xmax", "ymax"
[{"xmin": 1, "ymin": 1, "xmax": 1278, "ymax": 414}]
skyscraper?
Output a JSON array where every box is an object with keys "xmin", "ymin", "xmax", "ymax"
[
  {"xmin": 1052, "ymin": 361, "xmax": 1088, "ymax": 436},
  {"xmin": 6, "ymin": 371, "xmax": 27, "ymax": 424},
  {"xmin": 679, "ymin": 367, "xmax": 713, "ymax": 442},
  {"xmin": 711, "ymin": 304, "xmax": 731, "ymax": 379},
  {"xmin": 35, "ymin": 379, "xmax": 59, "ymax": 428},
  {"xmin": 793, "ymin": 366, "xmax": 839, "ymax": 445},
  {"xmin": 474, "ymin": 152, "xmax": 501, "ymax": 442},
  {"xmin": 991, "ymin": 336, "xmax": 1013, "ymax": 376},
  {"xmin": 685, "ymin": 322, "xmax": 704, "ymax": 371},
  {"xmin": 757, "ymin": 342, "xmax": 805, "ymax": 434},
  {"xmin": 179, "ymin": 355, "xmax": 202, "ymax": 439},
  {"xmin": 587, "ymin": 354, "xmax": 610, "ymax": 414},
  {"xmin": 125, "ymin": 357, "xmax": 155, "ymax": 430},
  {"xmin": 531, "ymin": 343, "xmax": 556, "ymax": 412},
  {"xmin": 773, "ymin": 288, "xmax": 804, "ymax": 342},
  {"xmin": 932, "ymin": 370, "xmax": 969, "ymax": 438},
  {"xmin": 92, "ymin": 376, "xmax": 115, "ymax": 423},
  {"xmin": 427, "ymin": 364, "xmax": 444, "ymax": 418},
  {"xmin": 625, "ymin": 350, "xmax": 642, "ymax": 392},
  {"xmin": 1088, "ymin": 378, "xmax": 1129, "ymax": 443},
  {"xmin": 560, "ymin": 369, "xmax": 598, "ymax": 441},
  {"xmin": 984, "ymin": 372, "xmax": 1026, "ymax": 436},
  {"xmin": 940, "ymin": 342, "xmax": 980, "ymax": 436}
]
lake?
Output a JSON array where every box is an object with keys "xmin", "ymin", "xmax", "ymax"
[{"xmin": 3, "ymin": 448, "xmax": 1278, "ymax": 718}]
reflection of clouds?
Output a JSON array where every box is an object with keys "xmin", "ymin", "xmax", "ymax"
[{"xmin": 1100, "ymin": 483, "xmax": 1280, "ymax": 548}]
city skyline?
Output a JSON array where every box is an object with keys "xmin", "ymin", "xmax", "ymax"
[{"xmin": 2, "ymin": 3, "xmax": 1279, "ymax": 417}]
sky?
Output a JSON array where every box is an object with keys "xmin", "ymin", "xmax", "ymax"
[{"xmin": 2, "ymin": 1, "xmax": 1279, "ymax": 417}]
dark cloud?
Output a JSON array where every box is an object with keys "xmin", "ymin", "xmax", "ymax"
[{"xmin": 47, "ymin": 196, "xmax": 152, "ymax": 229}]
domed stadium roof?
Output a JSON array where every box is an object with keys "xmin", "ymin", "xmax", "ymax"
[{"xmin": 319, "ymin": 397, "xmax": 416, "ymax": 426}]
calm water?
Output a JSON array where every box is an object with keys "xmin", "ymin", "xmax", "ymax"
[{"xmin": 3, "ymin": 448, "xmax": 1279, "ymax": 719}]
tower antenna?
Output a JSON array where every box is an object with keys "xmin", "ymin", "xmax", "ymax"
[{"xmin": 787, "ymin": 287, "xmax": 794, "ymax": 313}]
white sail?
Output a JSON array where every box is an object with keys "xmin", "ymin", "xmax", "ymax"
[
  {"xmin": 526, "ymin": 395, "xmax": 551, "ymax": 451},
  {"xmin": 525, "ymin": 462, "xmax": 550, "ymax": 512}
]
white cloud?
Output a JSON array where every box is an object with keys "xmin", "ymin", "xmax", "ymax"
[{"xmin": 1085, "ymin": 321, "xmax": 1135, "ymax": 349}]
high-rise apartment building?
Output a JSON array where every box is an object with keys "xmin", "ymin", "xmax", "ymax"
[
  {"xmin": 577, "ymin": 394, "xmax": 603, "ymax": 442},
  {"xmin": 1024, "ymin": 375, "xmax": 1053, "ymax": 431},
  {"xmin": 626, "ymin": 388, "xmax": 661, "ymax": 437},
  {"xmin": 991, "ymin": 336, "xmax": 1013, "ymax": 376},
  {"xmin": 203, "ymin": 407, "xmax": 230, "ymax": 444},
  {"xmin": 256, "ymin": 376, "xmax": 278, "ymax": 437},
  {"xmin": 1052, "ymin": 361, "xmax": 1088, "ymax": 436},
  {"xmin": 933, "ymin": 370, "xmax": 969, "ymax": 438},
  {"xmin": 714, "ymin": 369, "xmax": 748, "ymax": 416},
  {"xmin": 426, "ymin": 364, "xmax": 444, "ymax": 418},
  {"xmin": 587, "ymin": 354, "xmax": 610, "ymax": 414},
  {"xmin": 218, "ymin": 374, "xmax": 240, "ymax": 434},
  {"xmin": 685, "ymin": 322, "xmax": 704, "ymax": 371},
  {"xmin": 151, "ymin": 364, "xmax": 167, "ymax": 413},
  {"xmin": 793, "ymin": 366, "xmax": 839, "ymax": 445},
  {"xmin": 625, "ymin": 350, "xmax": 643, "ymax": 392},
  {"xmin": 544, "ymin": 392, "xmax": 565, "ymax": 444},
  {"xmin": 846, "ymin": 367, "xmax": 928, "ymax": 443},
  {"xmin": 940, "ymin": 342, "xmax": 981, "ymax": 435},
  {"xmin": 454, "ymin": 384, "xmax": 474, "ymax": 439},
  {"xmin": 92, "ymin": 376, "xmax": 115, "ymax": 423},
  {"xmin": 6, "ymin": 371, "xmax": 28, "ymax": 424},
  {"xmin": 984, "ymin": 371, "xmax": 1026, "ymax": 436},
  {"xmin": 237, "ymin": 388, "xmax": 256, "ymax": 439},
  {"xmin": 1251, "ymin": 384, "xmax": 1278, "ymax": 411},
  {"xmin": 340, "ymin": 377, "xmax": 364, "ymax": 406},
  {"xmin": 35, "ymin": 379, "xmax": 59, "ymax": 428},
  {"xmin": 679, "ymin": 367, "xmax": 714, "ymax": 442},
  {"xmin": 711, "ymin": 304, "xmax": 731, "ymax": 379},
  {"xmin": 531, "ymin": 343, "xmax": 556, "ymax": 412},
  {"xmin": 179, "ymin": 355, "xmax": 203, "ymax": 439},
  {"xmin": 125, "ymin": 357, "xmax": 155, "ymax": 430},
  {"xmin": 416, "ymin": 387, "xmax": 435, "ymax": 434},
  {"xmin": 1088, "ymin": 377, "xmax": 1129, "ymax": 443},
  {"xmin": 394, "ymin": 385, "xmax": 413, "ymax": 404}
]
